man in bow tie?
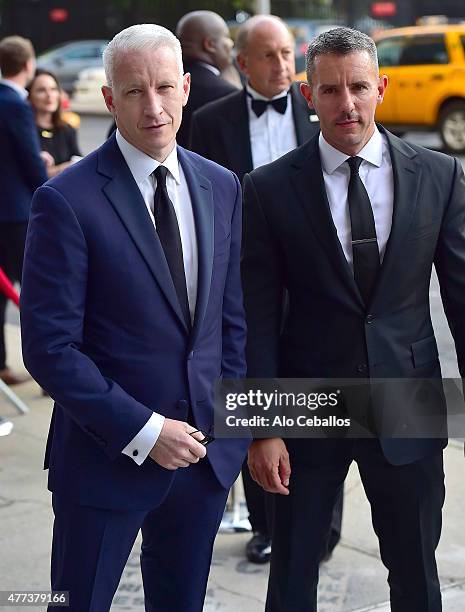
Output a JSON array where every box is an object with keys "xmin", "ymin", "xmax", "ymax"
[
  {"xmin": 191, "ymin": 14, "xmax": 337, "ymax": 566},
  {"xmin": 20, "ymin": 23, "xmax": 248, "ymax": 612},
  {"xmin": 190, "ymin": 14, "xmax": 320, "ymax": 184}
]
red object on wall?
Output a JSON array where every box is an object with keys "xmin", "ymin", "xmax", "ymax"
[
  {"xmin": 372, "ymin": 2, "xmax": 397, "ymax": 17},
  {"xmin": 0, "ymin": 268, "xmax": 19, "ymax": 308},
  {"xmin": 49, "ymin": 8, "xmax": 69, "ymax": 23}
]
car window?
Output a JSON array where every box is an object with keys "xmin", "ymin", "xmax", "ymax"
[
  {"xmin": 398, "ymin": 35, "xmax": 448, "ymax": 65},
  {"xmin": 461, "ymin": 36, "xmax": 465, "ymax": 57},
  {"xmin": 62, "ymin": 45, "xmax": 102, "ymax": 60},
  {"xmin": 377, "ymin": 37, "xmax": 406, "ymax": 67}
]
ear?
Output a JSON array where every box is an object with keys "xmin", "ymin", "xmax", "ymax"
[
  {"xmin": 182, "ymin": 72, "xmax": 191, "ymax": 107},
  {"xmin": 300, "ymin": 81, "xmax": 315, "ymax": 109},
  {"xmin": 377, "ymin": 74, "xmax": 388, "ymax": 105},
  {"xmin": 101, "ymin": 85, "xmax": 116, "ymax": 116},
  {"xmin": 236, "ymin": 52, "xmax": 247, "ymax": 75},
  {"xmin": 203, "ymin": 36, "xmax": 216, "ymax": 54}
]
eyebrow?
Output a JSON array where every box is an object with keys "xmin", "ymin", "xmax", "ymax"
[{"xmin": 319, "ymin": 80, "xmax": 371, "ymax": 88}]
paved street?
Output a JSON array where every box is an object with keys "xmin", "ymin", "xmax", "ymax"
[{"xmin": 1, "ymin": 117, "xmax": 465, "ymax": 611}]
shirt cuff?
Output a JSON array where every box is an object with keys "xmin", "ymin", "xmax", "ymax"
[{"xmin": 122, "ymin": 412, "xmax": 165, "ymax": 466}]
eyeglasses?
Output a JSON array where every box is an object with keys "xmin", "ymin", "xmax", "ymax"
[{"xmin": 189, "ymin": 429, "xmax": 215, "ymax": 446}]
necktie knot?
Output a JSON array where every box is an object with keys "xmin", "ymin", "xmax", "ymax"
[
  {"xmin": 250, "ymin": 94, "xmax": 288, "ymax": 118},
  {"xmin": 153, "ymin": 165, "xmax": 168, "ymax": 187},
  {"xmin": 347, "ymin": 156, "xmax": 363, "ymax": 175}
]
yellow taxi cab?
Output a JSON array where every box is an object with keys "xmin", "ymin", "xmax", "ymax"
[{"xmin": 374, "ymin": 24, "xmax": 465, "ymax": 153}]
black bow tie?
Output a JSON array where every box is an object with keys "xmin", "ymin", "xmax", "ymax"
[{"xmin": 250, "ymin": 94, "xmax": 288, "ymax": 118}]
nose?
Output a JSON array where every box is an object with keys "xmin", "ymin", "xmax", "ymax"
[
  {"xmin": 144, "ymin": 90, "xmax": 163, "ymax": 117},
  {"xmin": 339, "ymin": 86, "xmax": 355, "ymax": 114},
  {"xmin": 275, "ymin": 53, "xmax": 287, "ymax": 73}
]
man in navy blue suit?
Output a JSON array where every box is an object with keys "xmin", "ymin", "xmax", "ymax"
[
  {"xmin": 21, "ymin": 24, "xmax": 248, "ymax": 612},
  {"xmin": 0, "ymin": 35, "xmax": 47, "ymax": 384}
]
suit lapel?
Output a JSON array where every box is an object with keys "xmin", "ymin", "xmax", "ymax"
[
  {"xmin": 290, "ymin": 137, "xmax": 364, "ymax": 306},
  {"xmin": 177, "ymin": 147, "xmax": 214, "ymax": 349},
  {"xmin": 370, "ymin": 129, "xmax": 422, "ymax": 307},
  {"xmin": 221, "ymin": 90, "xmax": 253, "ymax": 176},
  {"xmin": 98, "ymin": 136, "xmax": 189, "ymax": 332}
]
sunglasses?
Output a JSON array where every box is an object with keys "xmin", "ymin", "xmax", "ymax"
[{"xmin": 189, "ymin": 429, "xmax": 215, "ymax": 446}]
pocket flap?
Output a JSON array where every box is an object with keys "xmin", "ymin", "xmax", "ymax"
[{"xmin": 411, "ymin": 335, "xmax": 439, "ymax": 368}]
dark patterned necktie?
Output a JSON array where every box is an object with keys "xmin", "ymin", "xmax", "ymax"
[
  {"xmin": 347, "ymin": 156, "xmax": 380, "ymax": 305},
  {"xmin": 152, "ymin": 165, "xmax": 191, "ymax": 327}
]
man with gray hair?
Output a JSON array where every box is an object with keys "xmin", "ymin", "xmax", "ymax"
[
  {"xmin": 242, "ymin": 26, "xmax": 463, "ymax": 610},
  {"xmin": 21, "ymin": 23, "xmax": 248, "ymax": 612}
]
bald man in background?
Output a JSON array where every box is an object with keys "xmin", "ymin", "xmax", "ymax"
[
  {"xmin": 190, "ymin": 15, "xmax": 319, "ymax": 183},
  {"xmin": 176, "ymin": 10, "xmax": 237, "ymax": 148}
]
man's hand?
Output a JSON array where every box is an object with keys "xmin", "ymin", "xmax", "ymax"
[
  {"xmin": 40, "ymin": 151, "xmax": 55, "ymax": 167},
  {"xmin": 248, "ymin": 438, "xmax": 291, "ymax": 495},
  {"xmin": 149, "ymin": 418, "xmax": 207, "ymax": 470}
]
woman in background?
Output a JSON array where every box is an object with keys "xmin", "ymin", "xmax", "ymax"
[{"xmin": 28, "ymin": 69, "xmax": 82, "ymax": 178}]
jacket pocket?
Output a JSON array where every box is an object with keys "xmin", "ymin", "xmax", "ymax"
[{"xmin": 411, "ymin": 335, "xmax": 439, "ymax": 368}]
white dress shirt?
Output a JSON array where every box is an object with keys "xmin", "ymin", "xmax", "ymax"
[
  {"xmin": 116, "ymin": 130, "xmax": 198, "ymax": 465},
  {"xmin": 246, "ymin": 83, "xmax": 298, "ymax": 169},
  {"xmin": 0, "ymin": 78, "xmax": 28, "ymax": 100},
  {"xmin": 319, "ymin": 127, "xmax": 394, "ymax": 266}
]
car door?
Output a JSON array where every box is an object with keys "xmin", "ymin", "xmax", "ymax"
[{"xmin": 385, "ymin": 34, "xmax": 450, "ymax": 125}]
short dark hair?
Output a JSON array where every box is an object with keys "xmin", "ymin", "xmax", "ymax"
[
  {"xmin": 0, "ymin": 35, "xmax": 34, "ymax": 77},
  {"xmin": 305, "ymin": 27, "xmax": 378, "ymax": 83}
]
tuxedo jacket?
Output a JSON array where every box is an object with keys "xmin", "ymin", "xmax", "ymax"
[
  {"xmin": 176, "ymin": 60, "xmax": 237, "ymax": 149},
  {"xmin": 241, "ymin": 128, "xmax": 465, "ymax": 466},
  {"xmin": 20, "ymin": 135, "xmax": 249, "ymax": 510},
  {"xmin": 0, "ymin": 83, "xmax": 47, "ymax": 222},
  {"xmin": 189, "ymin": 83, "xmax": 320, "ymax": 182}
]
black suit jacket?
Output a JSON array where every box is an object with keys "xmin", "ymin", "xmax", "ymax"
[
  {"xmin": 177, "ymin": 61, "xmax": 237, "ymax": 149},
  {"xmin": 241, "ymin": 128, "xmax": 465, "ymax": 466},
  {"xmin": 189, "ymin": 83, "xmax": 320, "ymax": 182}
]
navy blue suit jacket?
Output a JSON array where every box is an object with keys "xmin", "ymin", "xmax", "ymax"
[
  {"xmin": 0, "ymin": 83, "xmax": 47, "ymax": 222},
  {"xmin": 21, "ymin": 135, "xmax": 249, "ymax": 510}
]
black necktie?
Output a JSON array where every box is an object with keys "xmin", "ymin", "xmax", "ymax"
[
  {"xmin": 347, "ymin": 156, "xmax": 380, "ymax": 305},
  {"xmin": 152, "ymin": 166, "xmax": 191, "ymax": 328},
  {"xmin": 250, "ymin": 95, "xmax": 288, "ymax": 118}
]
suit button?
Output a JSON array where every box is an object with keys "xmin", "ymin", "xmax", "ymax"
[
  {"xmin": 177, "ymin": 399, "xmax": 189, "ymax": 410},
  {"xmin": 366, "ymin": 314, "xmax": 374, "ymax": 324},
  {"xmin": 132, "ymin": 449, "xmax": 138, "ymax": 457},
  {"xmin": 187, "ymin": 351, "xmax": 194, "ymax": 360},
  {"xmin": 357, "ymin": 363, "xmax": 367, "ymax": 373}
]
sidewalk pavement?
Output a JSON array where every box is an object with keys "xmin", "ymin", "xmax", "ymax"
[{"xmin": 1, "ymin": 322, "xmax": 465, "ymax": 611}]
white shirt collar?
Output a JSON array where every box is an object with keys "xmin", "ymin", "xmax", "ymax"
[
  {"xmin": 246, "ymin": 82, "xmax": 290, "ymax": 102},
  {"xmin": 319, "ymin": 126, "xmax": 383, "ymax": 175},
  {"xmin": 197, "ymin": 61, "xmax": 220, "ymax": 76},
  {"xmin": 0, "ymin": 78, "xmax": 28, "ymax": 100},
  {"xmin": 115, "ymin": 129, "xmax": 181, "ymax": 185}
]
